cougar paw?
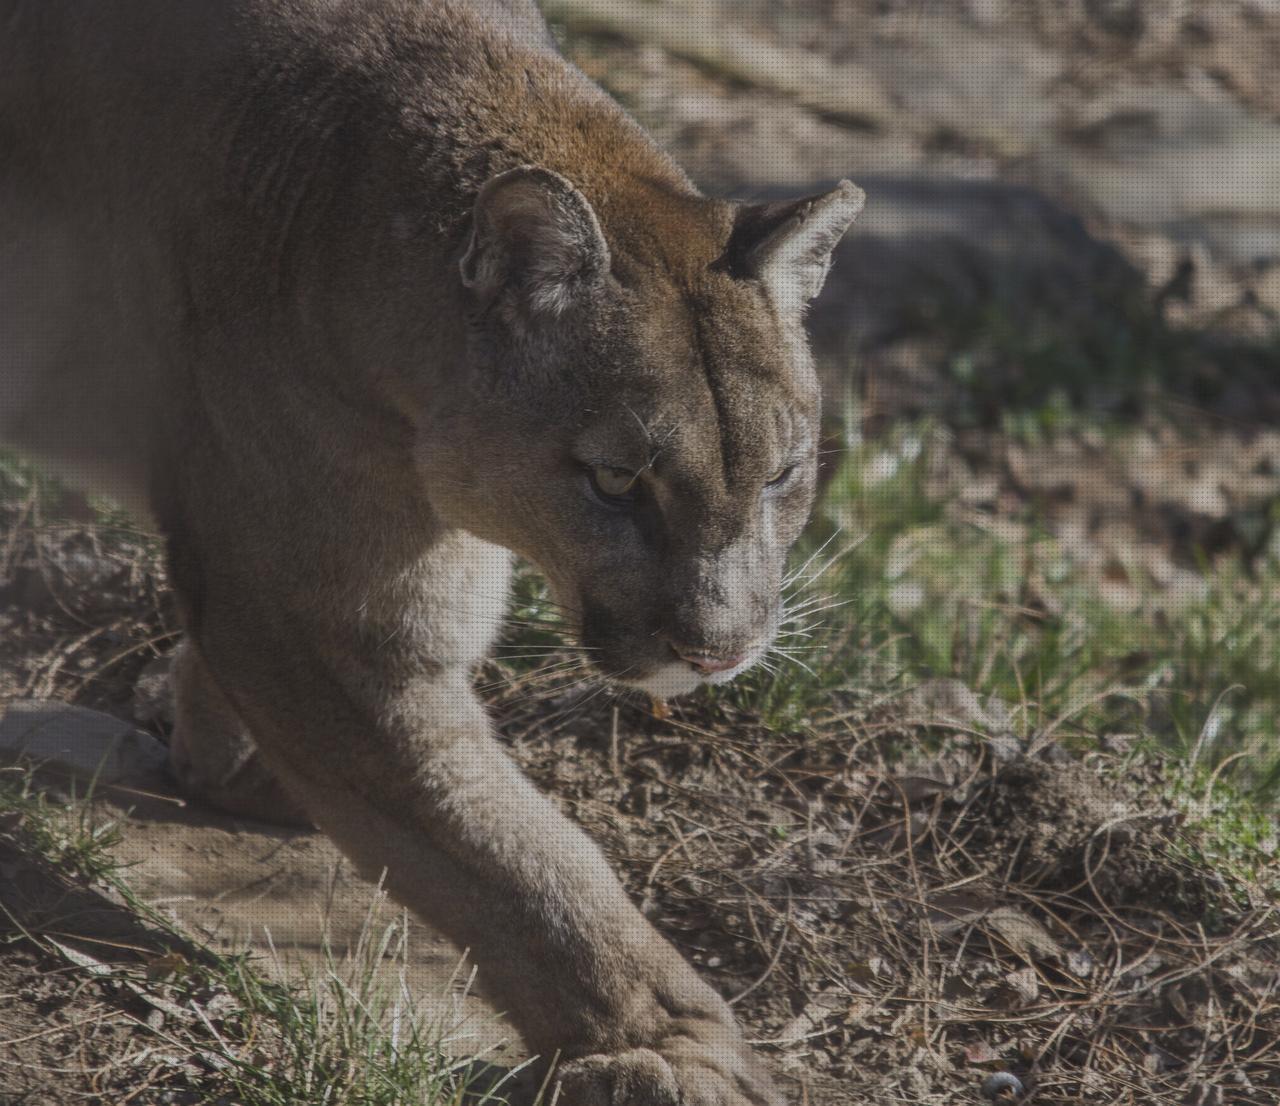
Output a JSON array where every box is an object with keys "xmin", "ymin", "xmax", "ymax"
[
  {"xmin": 554, "ymin": 1040, "xmax": 781, "ymax": 1106},
  {"xmin": 555, "ymin": 1049, "xmax": 680, "ymax": 1106}
]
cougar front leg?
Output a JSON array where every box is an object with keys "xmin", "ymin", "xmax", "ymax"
[
  {"xmin": 194, "ymin": 633, "xmax": 781, "ymax": 1106},
  {"xmin": 167, "ymin": 639, "xmax": 312, "ymax": 827}
]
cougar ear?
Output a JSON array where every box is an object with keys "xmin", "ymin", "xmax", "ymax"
[
  {"xmin": 460, "ymin": 166, "xmax": 611, "ymax": 318},
  {"xmin": 725, "ymin": 180, "xmax": 865, "ymax": 315}
]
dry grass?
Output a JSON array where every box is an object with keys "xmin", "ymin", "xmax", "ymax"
[{"xmin": 0, "ymin": 767, "xmax": 520, "ymax": 1106}]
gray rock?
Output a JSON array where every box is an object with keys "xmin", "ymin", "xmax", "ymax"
[{"xmin": 0, "ymin": 700, "xmax": 168, "ymax": 786}]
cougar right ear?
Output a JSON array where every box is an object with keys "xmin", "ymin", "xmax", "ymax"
[
  {"xmin": 460, "ymin": 166, "xmax": 611, "ymax": 318},
  {"xmin": 723, "ymin": 180, "xmax": 865, "ymax": 315}
]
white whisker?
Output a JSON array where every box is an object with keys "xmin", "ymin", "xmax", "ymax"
[
  {"xmin": 783, "ymin": 598, "xmax": 853, "ymax": 621},
  {"xmin": 768, "ymin": 649, "xmax": 819, "ymax": 679},
  {"xmin": 782, "ymin": 528, "xmax": 844, "ymax": 590}
]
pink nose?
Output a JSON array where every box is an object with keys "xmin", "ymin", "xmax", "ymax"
[{"xmin": 672, "ymin": 647, "xmax": 745, "ymax": 674}]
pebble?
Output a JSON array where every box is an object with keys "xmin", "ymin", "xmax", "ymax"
[{"xmin": 981, "ymin": 1072, "xmax": 1025, "ymax": 1099}]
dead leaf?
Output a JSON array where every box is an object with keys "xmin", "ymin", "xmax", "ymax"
[
  {"xmin": 146, "ymin": 952, "xmax": 189, "ymax": 982},
  {"xmin": 47, "ymin": 938, "xmax": 114, "ymax": 977},
  {"xmin": 901, "ymin": 677, "xmax": 1014, "ymax": 734},
  {"xmin": 985, "ymin": 906, "xmax": 1063, "ymax": 964},
  {"xmin": 964, "ymin": 1040, "xmax": 1002, "ymax": 1066},
  {"xmin": 926, "ymin": 889, "xmax": 1009, "ymax": 939},
  {"xmin": 125, "ymin": 981, "xmax": 195, "ymax": 1025},
  {"xmin": 1005, "ymin": 966, "xmax": 1039, "ymax": 1004},
  {"xmin": 846, "ymin": 960, "xmax": 876, "ymax": 984}
]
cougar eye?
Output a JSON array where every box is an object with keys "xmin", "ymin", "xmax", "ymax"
[
  {"xmin": 765, "ymin": 463, "xmax": 797, "ymax": 490},
  {"xmin": 588, "ymin": 464, "xmax": 640, "ymax": 504}
]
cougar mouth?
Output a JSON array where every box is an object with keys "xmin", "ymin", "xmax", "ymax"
[
  {"xmin": 568, "ymin": 593, "xmax": 778, "ymax": 700},
  {"xmin": 609, "ymin": 640, "xmax": 766, "ymax": 700}
]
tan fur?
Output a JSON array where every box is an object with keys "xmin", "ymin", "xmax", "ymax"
[{"xmin": 0, "ymin": 3, "xmax": 862, "ymax": 1102}]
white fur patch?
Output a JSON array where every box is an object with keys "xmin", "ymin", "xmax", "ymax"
[{"xmin": 627, "ymin": 663, "xmax": 705, "ymax": 700}]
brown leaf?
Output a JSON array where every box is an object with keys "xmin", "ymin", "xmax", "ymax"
[
  {"xmin": 146, "ymin": 952, "xmax": 189, "ymax": 982},
  {"xmin": 846, "ymin": 960, "xmax": 876, "ymax": 984},
  {"xmin": 1005, "ymin": 966, "xmax": 1039, "ymax": 1004},
  {"xmin": 985, "ymin": 906, "xmax": 1064, "ymax": 964},
  {"xmin": 964, "ymin": 1040, "xmax": 1002, "ymax": 1066}
]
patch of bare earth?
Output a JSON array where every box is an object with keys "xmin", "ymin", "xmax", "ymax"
[{"xmin": 0, "ymin": 822, "xmax": 233, "ymax": 1105}]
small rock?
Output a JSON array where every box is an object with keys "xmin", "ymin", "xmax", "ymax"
[
  {"xmin": 1004, "ymin": 965, "xmax": 1040, "ymax": 1004},
  {"xmin": 0, "ymin": 700, "xmax": 168, "ymax": 786},
  {"xmin": 981, "ymin": 1071, "xmax": 1025, "ymax": 1099},
  {"xmin": 1066, "ymin": 947, "xmax": 1097, "ymax": 978}
]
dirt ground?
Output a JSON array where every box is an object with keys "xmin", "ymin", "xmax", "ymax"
[
  {"xmin": 0, "ymin": 820, "xmax": 226, "ymax": 1106},
  {"xmin": 492, "ymin": 679, "xmax": 1278, "ymax": 1103},
  {"xmin": 4, "ymin": 667, "xmax": 1275, "ymax": 1104}
]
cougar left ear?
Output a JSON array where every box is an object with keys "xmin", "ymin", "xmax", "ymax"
[
  {"xmin": 724, "ymin": 180, "xmax": 865, "ymax": 315},
  {"xmin": 460, "ymin": 165, "xmax": 611, "ymax": 318}
]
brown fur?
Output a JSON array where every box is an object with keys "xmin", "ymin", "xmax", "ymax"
[{"xmin": 0, "ymin": 3, "xmax": 862, "ymax": 1102}]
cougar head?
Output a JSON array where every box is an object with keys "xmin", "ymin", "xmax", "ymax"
[{"xmin": 422, "ymin": 166, "xmax": 863, "ymax": 697}]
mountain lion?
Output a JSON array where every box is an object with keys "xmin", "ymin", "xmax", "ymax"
[{"xmin": 1, "ymin": 1, "xmax": 863, "ymax": 1102}]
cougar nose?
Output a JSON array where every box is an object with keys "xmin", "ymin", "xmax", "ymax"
[{"xmin": 671, "ymin": 645, "xmax": 745, "ymax": 674}]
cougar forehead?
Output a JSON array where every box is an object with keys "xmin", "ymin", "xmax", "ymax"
[
  {"xmin": 591, "ymin": 271, "xmax": 820, "ymax": 530},
  {"xmin": 508, "ymin": 272, "xmax": 818, "ymax": 696}
]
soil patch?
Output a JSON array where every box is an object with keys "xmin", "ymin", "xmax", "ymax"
[{"xmin": 0, "ymin": 824, "xmax": 223, "ymax": 1105}]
